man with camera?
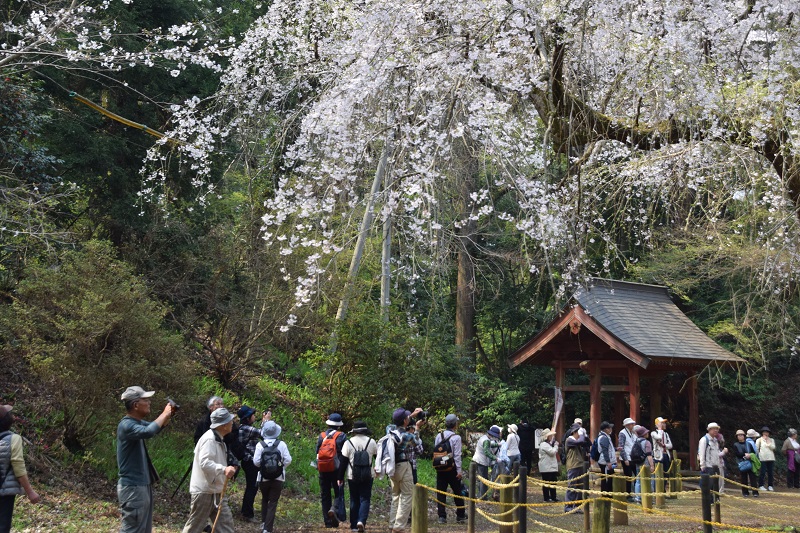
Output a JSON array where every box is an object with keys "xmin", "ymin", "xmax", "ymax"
[
  {"xmin": 434, "ymin": 414, "xmax": 466, "ymax": 524},
  {"xmin": 237, "ymin": 405, "xmax": 270, "ymax": 523},
  {"xmin": 116, "ymin": 386, "xmax": 176, "ymax": 533}
]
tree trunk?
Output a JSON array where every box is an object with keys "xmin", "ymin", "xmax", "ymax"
[{"xmin": 454, "ymin": 144, "xmax": 478, "ymax": 356}]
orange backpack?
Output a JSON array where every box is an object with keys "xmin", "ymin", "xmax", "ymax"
[{"xmin": 317, "ymin": 430, "xmax": 342, "ymax": 473}]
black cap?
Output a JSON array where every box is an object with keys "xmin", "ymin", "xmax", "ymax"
[{"xmin": 600, "ymin": 421, "xmax": 614, "ymax": 431}]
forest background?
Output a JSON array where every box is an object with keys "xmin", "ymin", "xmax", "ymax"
[{"xmin": 2, "ymin": 0, "xmax": 800, "ymax": 529}]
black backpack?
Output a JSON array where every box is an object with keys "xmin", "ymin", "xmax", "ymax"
[
  {"xmin": 259, "ymin": 439, "xmax": 284, "ymax": 480},
  {"xmin": 349, "ymin": 439, "xmax": 374, "ymax": 483},
  {"xmin": 630, "ymin": 437, "xmax": 646, "ymax": 464},
  {"xmin": 433, "ymin": 433, "xmax": 455, "ymax": 472}
]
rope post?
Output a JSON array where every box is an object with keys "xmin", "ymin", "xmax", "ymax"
[
  {"xmin": 675, "ymin": 458, "xmax": 683, "ymax": 492},
  {"xmin": 655, "ymin": 462, "xmax": 665, "ymax": 508},
  {"xmin": 668, "ymin": 459, "xmax": 678, "ymax": 498},
  {"xmin": 499, "ymin": 474, "xmax": 513, "ymax": 533},
  {"xmin": 592, "ymin": 497, "xmax": 611, "ymax": 533},
  {"xmin": 582, "ymin": 467, "xmax": 590, "ymax": 533},
  {"xmin": 468, "ymin": 462, "xmax": 476, "ymax": 533},
  {"xmin": 517, "ymin": 466, "xmax": 527, "ymax": 533},
  {"xmin": 640, "ymin": 464, "xmax": 652, "ymax": 513},
  {"xmin": 412, "ymin": 484, "xmax": 428, "ymax": 533},
  {"xmin": 700, "ymin": 472, "xmax": 713, "ymax": 533},
  {"xmin": 612, "ymin": 473, "xmax": 628, "ymax": 525},
  {"xmin": 713, "ymin": 478, "xmax": 721, "ymax": 525}
]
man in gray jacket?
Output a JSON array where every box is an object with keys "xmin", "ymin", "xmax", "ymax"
[
  {"xmin": 117, "ymin": 386, "xmax": 175, "ymax": 533},
  {"xmin": 182, "ymin": 408, "xmax": 237, "ymax": 533}
]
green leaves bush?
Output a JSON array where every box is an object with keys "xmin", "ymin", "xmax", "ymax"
[{"xmin": 4, "ymin": 240, "xmax": 196, "ymax": 453}]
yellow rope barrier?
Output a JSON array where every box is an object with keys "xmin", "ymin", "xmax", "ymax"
[
  {"xmin": 474, "ymin": 507, "xmax": 519, "ymax": 526},
  {"xmin": 712, "ymin": 490, "xmax": 800, "ymax": 510},
  {"xmin": 476, "ymin": 474, "xmax": 520, "ymax": 489}
]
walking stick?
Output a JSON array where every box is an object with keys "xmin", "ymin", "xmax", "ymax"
[
  {"xmin": 172, "ymin": 462, "xmax": 193, "ymax": 499},
  {"xmin": 210, "ymin": 477, "xmax": 230, "ymax": 533}
]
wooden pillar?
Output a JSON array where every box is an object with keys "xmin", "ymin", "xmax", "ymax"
[
  {"xmin": 590, "ymin": 362, "xmax": 602, "ymax": 439},
  {"xmin": 628, "ymin": 365, "xmax": 641, "ymax": 423},
  {"xmin": 555, "ymin": 363, "xmax": 565, "ymax": 439},
  {"xmin": 688, "ymin": 374, "xmax": 699, "ymax": 470},
  {"xmin": 411, "ymin": 484, "xmax": 428, "ymax": 533}
]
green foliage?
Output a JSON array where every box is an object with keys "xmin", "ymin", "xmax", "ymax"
[{"xmin": 3, "ymin": 240, "xmax": 196, "ymax": 452}]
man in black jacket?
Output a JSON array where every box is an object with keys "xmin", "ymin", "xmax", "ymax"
[
  {"xmin": 517, "ymin": 419, "xmax": 535, "ymax": 471},
  {"xmin": 315, "ymin": 413, "xmax": 347, "ymax": 528}
]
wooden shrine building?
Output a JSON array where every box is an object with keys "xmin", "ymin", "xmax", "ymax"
[{"xmin": 508, "ymin": 279, "xmax": 744, "ymax": 469}]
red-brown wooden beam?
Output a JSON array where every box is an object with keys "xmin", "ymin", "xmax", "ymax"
[
  {"xmin": 589, "ymin": 361, "xmax": 602, "ymax": 439},
  {"xmin": 555, "ymin": 362, "xmax": 565, "ymax": 439},
  {"xmin": 628, "ymin": 365, "xmax": 641, "ymax": 423}
]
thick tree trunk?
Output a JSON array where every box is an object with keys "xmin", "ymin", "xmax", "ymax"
[{"xmin": 454, "ymin": 146, "xmax": 478, "ymax": 356}]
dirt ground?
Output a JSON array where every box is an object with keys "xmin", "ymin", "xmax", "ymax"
[{"xmin": 12, "ymin": 476, "xmax": 800, "ymax": 532}]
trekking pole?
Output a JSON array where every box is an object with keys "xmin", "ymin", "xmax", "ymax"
[
  {"xmin": 172, "ymin": 462, "xmax": 193, "ymax": 499},
  {"xmin": 210, "ymin": 477, "xmax": 230, "ymax": 533}
]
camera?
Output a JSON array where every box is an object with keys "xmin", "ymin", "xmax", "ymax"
[
  {"xmin": 414, "ymin": 410, "xmax": 428, "ymax": 421},
  {"xmin": 167, "ymin": 398, "xmax": 181, "ymax": 412}
]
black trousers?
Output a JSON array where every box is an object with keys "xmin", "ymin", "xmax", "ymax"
[
  {"xmin": 541, "ymin": 471, "xmax": 558, "ymax": 501},
  {"xmin": 520, "ymin": 449, "xmax": 533, "ymax": 471},
  {"xmin": 0, "ymin": 494, "xmax": 16, "ymax": 533},
  {"xmin": 600, "ymin": 464, "xmax": 614, "ymax": 494},
  {"xmin": 788, "ymin": 467, "xmax": 800, "ymax": 489},
  {"xmin": 436, "ymin": 469, "xmax": 465, "ymax": 519},
  {"xmin": 241, "ymin": 458, "xmax": 259, "ymax": 518},
  {"xmin": 319, "ymin": 472, "xmax": 345, "ymax": 526},
  {"xmin": 622, "ymin": 461, "xmax": 635, "ymax": 495},
  {"xmin": 259, "ymin": 479, "xmax": 283, "ymax": 533},
  {"xmin": 739, "ymin": 469, "xmax": 758, "ymax": 495}
]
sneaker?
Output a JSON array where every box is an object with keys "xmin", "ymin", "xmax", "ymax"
[
  {"xmin": 753, "ymin": 493, "xmax": 759, "ymax": 497},
  {"xmin": 438, "ymin": 517, "xmax": 447, "ymax": 524},
  {"xmin": 456, "ymin": 516, "xmax": 467, "ymax": 524},
  {"xmin": 759, "ymin": 486, "xmax": 767, "ymax": 491},
  {"xmin": 768, "ymin": 486, "xmax": 774, "ymax": 491},
  {"xmin": 327, "ymin": 509, "xmax": 339, "ymax": 528},
  {"xmin": 742, "ymin": 493, "xmax": 750, "ymax": 497},
  {"xmin": 242, "ymin": 516, "xmax": 259, "ymax": 524},
  {"xmin": 357, "ymin": 522, "xmax": 365, "ymax": 532}
]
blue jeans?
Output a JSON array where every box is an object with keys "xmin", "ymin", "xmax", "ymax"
[
  {"xmin": 507, "ymin": 454, "xmax": 521, "ymax": 475},
  {"xmin": 118, "ymin": 484, "xmax": 153, "ymax": 533},
  {"xmin": 348, "ymin": 478, "xmax": 373, "ymax": 528}
]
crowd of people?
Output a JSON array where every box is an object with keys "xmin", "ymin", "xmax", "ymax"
[{"xmin": 6, "ymin": 389, "xmax": 800, "ymax": 533}]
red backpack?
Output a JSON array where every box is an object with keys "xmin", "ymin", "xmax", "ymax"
[{"xmin": 317, "ymin": 430, "xmax": 342, "ymax": 473}]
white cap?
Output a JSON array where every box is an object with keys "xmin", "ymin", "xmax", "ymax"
[
  {"xmin": 623, "ymin": 417, "xmax": 635, "ymax": 426},
  {"xmin": 574, "ymin": 418, "xmax": 583, "ymax": 425},
  {"xmin": 707, "ymin": 422, "xmax": 720, "ymax": 430}
]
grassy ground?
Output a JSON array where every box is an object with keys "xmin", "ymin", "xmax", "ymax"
[{"xmin": 12, "ymin": 469, "xmax": 800, "ymax": 532}]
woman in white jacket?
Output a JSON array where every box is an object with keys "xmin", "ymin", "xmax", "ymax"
[
  {"xmin": 538, "ymin": 428, "xmax": 560, "ymax": 502},
  {"xmin": 253, "ymin": 421, "xmax": 292, "ymax": 533},
  {"xmin": 756, "ymin": 426, "xmax": 776, "ymax": 491},
  {"xmin": 651, "ymin": 417, "xmax": 673, "ymax": 485}
]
